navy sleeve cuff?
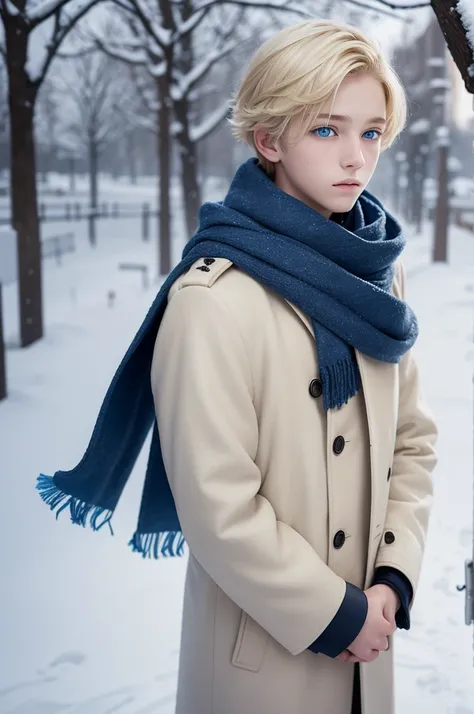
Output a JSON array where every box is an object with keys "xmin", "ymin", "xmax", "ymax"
[
  {"xmin": 307, "ymin": 582, "xmax": 368, "ymax": 658},
  {"xmin": 373, "ymin": 567, "xmax": 413, "ymax": 630}
]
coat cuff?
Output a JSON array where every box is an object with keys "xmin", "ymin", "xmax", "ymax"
[
  {"xmin": 372, "ymin": 566, "xmax": 413, "ymax": 630},
  {"xmin": 307, "ymin": 582, "xmax": 368, "ymax": 658}
]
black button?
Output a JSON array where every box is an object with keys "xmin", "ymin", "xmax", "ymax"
[
  {"xmin": 333, "ymin": 436, "xmax": 345, "ymax": 455},
  {"xmin": 204, "ymin": 258, "xmax": 215, "ymax": 265},
  {"xmin": 333, "ymin": 530, "xmax": 346, "ymax": 549},
  {"xmin": 387, "ymin": 467, "xmax": 391, "ymax": 481},
  {"xmin": 309, "ymin": 379, "xmax": 322, "ymax": 398},
  {"xmin": 384, "ymin": 531, "xmax": 395, "ymax": 545},
  {"xmin": 196, "ymin": 265, "xmax": 210, "ymax": 272}
]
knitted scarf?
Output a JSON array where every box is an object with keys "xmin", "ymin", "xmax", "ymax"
[{"xmin": 37, "ymin": 158, "xmax": 418, "ymax": 558}]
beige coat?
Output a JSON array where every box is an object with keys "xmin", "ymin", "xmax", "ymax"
[{"xmin": 151, "ymin": 257, "xmax": 437, "ymax": 714}]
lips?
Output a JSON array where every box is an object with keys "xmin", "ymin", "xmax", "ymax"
[{"xmin": 334, "ymin": 181, "xmax": 361, "ymax": 187}]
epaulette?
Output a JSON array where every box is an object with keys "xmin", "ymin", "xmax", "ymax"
[{"xmin": 177, "ymin": 257, "xmax": 234, "ymax": 290}]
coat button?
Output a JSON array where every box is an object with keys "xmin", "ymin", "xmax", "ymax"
[
  {"xmin": 387, "ymin": 467, "xmax": 391, "ymax": 481},
  {"xmin": 333, "ymin": 530, "xmax": 346, "ymax": 549},
  {"xmin": 333, "ymin": 435, "xmax": 345, "ymax": 455},
  {"xmin": 384, "ymin": 531, "xmax": 395, "ymax": 544},
  {"xmin": 196, "ymin": 265, "xmax": 210, "ymax": 272},
  {"xmin": 309, "ymin": 379, "xmax": 322, "ymax": 398},
  {"xmin": 204, "ymin": 258, "xmax": 215, "ymax": 265}
]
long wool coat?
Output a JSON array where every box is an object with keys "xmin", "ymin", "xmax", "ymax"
[{"xmin": 151, "ymin": 257, "xmax": 438, "ymax": 714}]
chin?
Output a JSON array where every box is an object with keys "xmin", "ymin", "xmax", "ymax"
[{"xmin": 327, "ymin": 198, "xmax": 359, "ymax": 213}]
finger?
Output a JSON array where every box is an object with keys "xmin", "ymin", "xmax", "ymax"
[
  {"xmin": 346, "ymin": 653, "xmax": 363, "ymax": 663},
  {"xmin": 336, "ymin": 651, "xmax": 349, "ymax": 662}
]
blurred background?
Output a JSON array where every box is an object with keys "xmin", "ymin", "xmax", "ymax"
[{"xmin": 0, "ymin": 1, "xmax": 473, "ymax": 713}]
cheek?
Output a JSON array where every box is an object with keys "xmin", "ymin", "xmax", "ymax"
[{"xmin": 364, "ymin": 143, "xmax": 381, "ymax": 169}]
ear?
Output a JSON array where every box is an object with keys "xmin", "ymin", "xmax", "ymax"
[{"xmin": 253, "ymin": 126, "xmax": 281, "ymax": 164}]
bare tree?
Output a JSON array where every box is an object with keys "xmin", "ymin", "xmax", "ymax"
[
  {"xmin": 54, "ymin": 51, "xmax": 126, "ymax": 244},
  {"xmin": 88, "ymin": 0, "xmax": 311, "ymax": 276},
  {"xmin": 36, "ymin": 78, "xmax": 60, "ymax": 183},
  {"xmin": 0, "ymin": 0, "xmax": 103, "ymax": 347}
]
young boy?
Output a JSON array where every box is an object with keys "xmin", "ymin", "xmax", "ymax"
[{"xmin": 38, "ymin": 18, "xmax": 437, "ymax": 714}]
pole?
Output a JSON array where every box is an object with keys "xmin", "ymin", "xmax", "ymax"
[
  {"xmin": 429, "ymin": 21, "xmax": 450, "ymax": 263},
  {"xmin": 0, "ymin": 283, "xmax": 6, "ymax": 401}
]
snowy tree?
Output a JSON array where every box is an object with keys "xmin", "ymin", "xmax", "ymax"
[
  {"xmin": 366, "ymin": 1, "xmax": 474, "ymax": 95},
  {"xmin": 431, "ymin": 1, "xmax": 474, "ymax": 96},
  {"xmin": 88, "ymin": 0, "xmax": 311, "ymax": 275},
  {"xmin": 0, "ymin": 0, "xmax": 103, "ymax": 347},
  {"xmin": 53, "ymin": 51, "xmax": 127, "ymax": 243}
]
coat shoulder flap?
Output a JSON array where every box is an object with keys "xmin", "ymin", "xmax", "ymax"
[{"xmin": 168, "ymin": 258, "xmax": 234, "ymax": 300}]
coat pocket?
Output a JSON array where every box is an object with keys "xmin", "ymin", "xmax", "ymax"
[{"xmin": 231, "ymin": 609, "xmax": 269, "ymax": 673}]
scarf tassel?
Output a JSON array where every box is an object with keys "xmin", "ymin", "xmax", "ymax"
[
  {"xmin": 128, "ymin": 530, "xmax": 186, "ymax": 559},
  {"xmin": 320, "ymin": 356, "xmax": 362, "ymax": 411},
  {"xmin": 36, "ymin": 474, "xmax": 114, "ymax": 534}
]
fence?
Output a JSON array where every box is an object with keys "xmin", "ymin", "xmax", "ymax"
[{"xmin": 0, "ymin": 202, "xmax": 158, "ymax": 243}]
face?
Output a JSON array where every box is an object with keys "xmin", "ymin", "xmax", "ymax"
[{"xmin": 254, "ymin": 73, "xmax": 387, "ymax": 219}]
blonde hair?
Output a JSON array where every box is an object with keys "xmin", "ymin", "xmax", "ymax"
[{"xmin": 229, "ymin": 20, "xmax": 407, "ymax": 176}]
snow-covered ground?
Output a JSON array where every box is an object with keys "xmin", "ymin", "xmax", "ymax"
[{"xmin": 0, "ymin": 183, "xmax": 473, "ymax": 714}]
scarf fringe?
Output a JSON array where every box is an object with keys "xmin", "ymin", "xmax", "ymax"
[
  {"xmin": 128, "ymin": 530, "xmax": 186, "ymax": 559},
  {"xmin": 320, "ymin": 356, "xmax": 362, "ymax": 411},
  {"xmin": 36, "ymin": 474, "xmax": 114, "ymax": 534}
]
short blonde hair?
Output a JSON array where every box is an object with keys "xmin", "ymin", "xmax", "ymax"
[{"xmin": 229, "ymin": 20, "xmax": 407, "ymax": 175}]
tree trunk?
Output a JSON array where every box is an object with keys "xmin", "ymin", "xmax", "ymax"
[
  {"xmin": 157, "ymin": 72, "xmax": 172, "ymax": 275},
  {"xmin": 174, "ymin": 0, "xmax": 201, "ymax": 239},
  {"xmin": 127, "ymin": 131, "xmax": 137, "ymax": 185},
  {"xmin": 431, "ymin": 0, "xmax": 474, "ymax": 96},
  {"xmin": 5, "ymin": 13, "xmax": 43, "ymax": 347},
  {"xmin": 88, "ymin": 135, "xmax": 98, "ymax": 247},
  {"xmin": 69, "ymin": 157, "xmax": 76, "ymax": 194},
  {"xmin": 174, "ymin": 98, "xmax": 201, "ymax": 238}
]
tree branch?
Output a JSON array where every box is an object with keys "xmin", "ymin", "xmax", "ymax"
[
  {"xmin": 342, "ymin": 0, "xmax": 413, "ymax": 19},
  {"xmin": 369, "ymin": 0, "xmax": 430, "ymax": 8},
  {"xmin": 431, "ymin": 0, "xmax": 474, "ymax": 95},
  {"xmin": 110, "ymin": 0, "xmax": 171, "ymax": 51},
  {"xmin": 190, "ymin": 98, "xmax": 230, "ymax": 142},
  {"xmin": 182, "ymin": 0, "xmax": 311, "ymax": 28},
  {"xmin": 33, "ymin": 0, "xmax": 102, "ymax": 86}
]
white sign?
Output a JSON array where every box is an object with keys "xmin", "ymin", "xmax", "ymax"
[{"xmin": 0, "ymin": 226, "xmax": 17, "ymax": 285}]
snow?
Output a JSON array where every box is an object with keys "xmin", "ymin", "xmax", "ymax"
[
  {"xmin": 0, "ymin": 179, "xmax": 473, "ymax": 713},
  {"xmin": 190, "ymin": 99, "xmax": 231, "ymax": 143},
  {"xmin": 409, "ymin": 118, "xmax": 430, "ymax": 135},
  {"xmin": 457, "ymin": 0, "xmax": 474, "ymax": 57}
]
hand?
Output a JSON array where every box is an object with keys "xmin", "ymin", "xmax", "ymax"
[{"xmin": 337, "ymin": 585, "xmax": 398, "ymax": 664}]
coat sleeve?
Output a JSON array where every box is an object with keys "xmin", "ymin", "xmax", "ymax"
[
  {"xmin": 374, "ymin": 261, "xmax": 438, "ymax": 602},
  {"xmin": 151, "ymin": 283, "xmax": 364, "ymax": 657}
]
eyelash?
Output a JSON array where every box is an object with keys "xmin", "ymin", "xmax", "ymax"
[{"xmin": 311, "ymin": 126, "xmax": 383, "ymax": 140}]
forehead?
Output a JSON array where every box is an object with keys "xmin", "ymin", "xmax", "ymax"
[{"xmin": 322, "ymin": 74, "xmax": 387, "ymax": 121}]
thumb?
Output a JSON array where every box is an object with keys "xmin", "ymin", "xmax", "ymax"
[{"xmin": 382, "ymin": 605, "xmax": 396, "ymax": 632}]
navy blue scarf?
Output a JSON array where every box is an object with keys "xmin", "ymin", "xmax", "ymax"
[{"xmin": 37, "ymin": 158, "xmax": 418, "ymax": 558}]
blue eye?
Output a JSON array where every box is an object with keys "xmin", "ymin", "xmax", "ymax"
[
  {"xmin": 313, "ymin": 126, "xmax": 336, "ymax": 138},
  {"xmin": 363, "ymin": 130, "xmax": 381, "ymax": 140}
]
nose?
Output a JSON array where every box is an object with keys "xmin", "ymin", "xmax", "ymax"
[{"xmin": 341, "ymin": 136, "xmax": 365, "ymax": 171}]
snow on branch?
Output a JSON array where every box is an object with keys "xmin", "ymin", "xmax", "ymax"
[
  {"xmin": 431, "ymin": 0, "xmax": 474, "ymax": 94},
  {"xmin": 190, "ymin": 98, "xmax": 230, "ymax": 142},
  {"xmin": 95, "ymin": 35, "xmax": 148, "ymax": 65},
  {"xmin": 368, "ymin": 0, "xmax": 429, "ymax": 8},
  {"xmin": 457, "ymin": 0, "xmax": 474, "ymax": 63},
  {"xmin": 172, "ymin": 37, "xmax": 237, "ymax": 100}
]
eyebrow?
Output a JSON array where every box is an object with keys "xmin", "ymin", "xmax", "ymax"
[{"xmin": 317, "ymin": 113, "xmax": 387, "ymax": 124}]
